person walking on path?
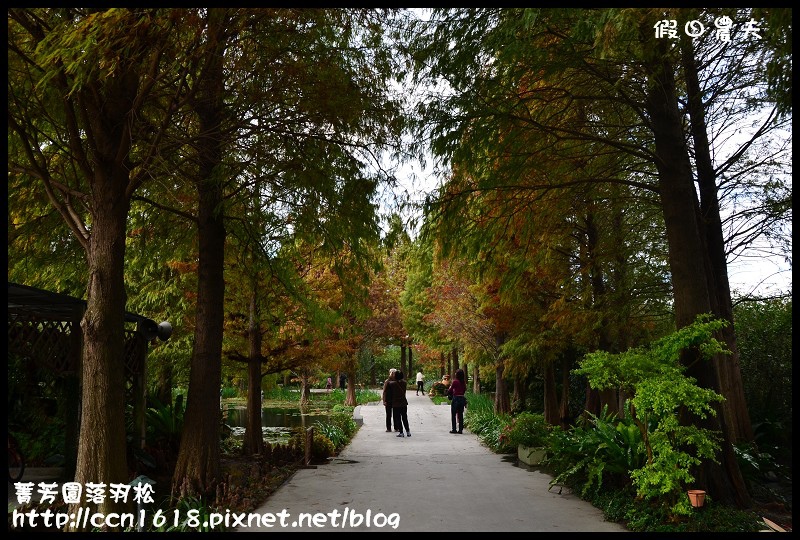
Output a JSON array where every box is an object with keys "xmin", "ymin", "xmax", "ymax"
[
  {"xmin": 390, "ymin": 370, "xmax": 411, "ymax": 437},
  {"xmin": 415, "ymin": 371, "xmax": 425, "ymax": 396},
  {"xmin": 382, "ymin": 368, "xmax": 397, "ymax": 432},
  {"xmin": 446, "ymin": 368, "xmax": 467, "ymax": 434}
]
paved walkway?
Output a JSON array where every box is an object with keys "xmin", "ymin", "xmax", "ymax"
[{"xmin": 239, "ymin": 390, "xmax": 629, "ymax": 532}]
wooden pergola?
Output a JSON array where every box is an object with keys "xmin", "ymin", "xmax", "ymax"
[{"xmin": 7, "ymin": 281, "xmax": 164, "ymax": 477}]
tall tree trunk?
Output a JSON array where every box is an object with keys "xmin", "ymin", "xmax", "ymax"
[
  {"xmin": 558, "ymin": 356, "xmax": 571, "ymax": 429},
  {"xmin": 494, "ymin": 360, "xmax": 511, "ymax": 414},
  {"xmin": 172, "ymin": 9, "xmax": 228, "ymax": 498},
  {"xmin": 72, "ymin": 181, "xmax": 132, "ymax": 527},
  {"xmin": 345, "ymin": 369, "xmax": 357, "ymax": 407},
  {"xmin": 681, "ymin": 40, "xmax": 753, "ymax": 443},
  {"xmin": 400, "ymin": 342, "xmax": 407, "ymax": 375},
  {"xmin": 245, "ymin": 289, "xmax": 265, "ymax": 456},
  {"xmin": 511, "ymin": 375, "xmax": 525, "ymax": 413},
  {"xmin": 407, "ymin": 342, "xmax": 413, "ymax": 375},
  {"xmin": 542, "ymin": 362, "xmax": 559, "ymax": 425},
  {"xmin": 472, "ymin": 362, "xmax": 480, "ymax": 394},
  {"xmin": 67, "ymin": 56, "xmax": 140, "ymax": 527},
  {"xmin": 300, "ymin": 370, "xmax": 311, "ymax": 407},
  {"xmin": 452, "ymin": 346, "xmax": 459, "ymax": 372},
  {"xmin": 440, "ymin": 352, "xmax": 445, "ymax": 378},
  {"xmin": 643, "ymin": 26, "xmax": 749, "ymax": 507}
]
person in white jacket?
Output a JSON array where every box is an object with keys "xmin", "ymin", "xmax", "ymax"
[{"xmin": 415, "ymin": 371, "xmax": 425, "ymax": 396}]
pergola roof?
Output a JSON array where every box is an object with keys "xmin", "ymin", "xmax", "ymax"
[{"xmin": 8, "ymin": 281, "xmax": 155, "ymax": 326}]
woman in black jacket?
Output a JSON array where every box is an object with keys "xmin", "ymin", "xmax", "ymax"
[{"xmin": 390, "ymin": 371, "xmax": 410, "ymax": 437}]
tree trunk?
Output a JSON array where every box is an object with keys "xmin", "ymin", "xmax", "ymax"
[
  {"xmin": 494, "ymin": 360, "xmax": 511, "ymax": 414},
  {"xmin": 245, "ymin": 289, "xmax": 264, "ymax": 456},
  {"xmin": 67, "ymin": 54, "xmax": 140, "ymax": 527},
  {"xmin": 172, "ymin": 9, "xmax": 228, "ymax": 498},
  {"xmin": 542, "ymin": 362, "xmax": 559, "ymax": 425},
  {"xmin": 558, "ymin": 356, "xmax": 571, "ymax": 429},
  {"xmin": 300, "ymin": 371, "xmax": 311, "ymax": 407},
  {"xmin": 400, "ymin": 342, "xmax": 407, "ymax": 375},
  {"xmin": 452, "ymin": 346, "xmax": 459, "ymax": 372},
  {"xmin": 72, "ymin": 184, "xmax": 132, "ymax": 527},
  {"xmin": 440, "ymin": 352, "xmax": 445, "ymax": 378},
  {"xmin": 472, "ymin": 362, "xmax": 480, "ymax": 394},
  {"xmin": 407, "ymin": 342, "xmax": 413, "ymax": 375},
  {"xmin": 345, "ymin": 369, "xmax": 357, "ymax": 407},
  {"xmin": 681, "ymin": 40, "xmax": 753, "ymax": 444},
  {"xmin": 643, "ymin": 28, "xmax": 749, "ymax": 507}
]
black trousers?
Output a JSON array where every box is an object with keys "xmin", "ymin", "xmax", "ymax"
[
  {"xmin": 416, "ymin": 381, "xmax": 424, "ymax": 393},
  {"xmin": 393, "ymin": 406, "xmax": 410, "ymax": 433},
  {"xmin": 451, "ymin": 396, "xmax": 466, "ymax": 431},
  {"xmin": 385, "ymin": 405, "xmax": 394, "ymax": 430}
]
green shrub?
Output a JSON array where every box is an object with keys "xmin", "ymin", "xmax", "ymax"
[
  {"xmin": 461, "ymin": 392, "xmax": 514, "ymax": 452},
  {"xmin": 311, "ymin": 433, "xmax": 336, "ymax": 461},
  {"xmin": 220, "ymin": 387, "xmax": 239, "ymax": 399},
  {"xmin": 499, "ymin": 411, "xmax": 551, "ymax": 448},
  {"xmin": 575, "ymin": 314, "xmax": 728, "ymax": 519},
  {"xmin": 547, "ymin": 407, "xmax": 645, "ymax": 498},
  {"xmin": 313, "ymin": 410, "xmax": 357, "ymax": 450}
]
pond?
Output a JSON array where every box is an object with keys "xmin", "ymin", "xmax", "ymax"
[{"xmin": 224, "ymin": 405, "xmax": 331, "ymax": 445}]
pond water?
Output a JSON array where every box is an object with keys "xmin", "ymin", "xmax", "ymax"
[{"xmin": 224, "ymin": 406, "xmax": 331, "ymax": 445}]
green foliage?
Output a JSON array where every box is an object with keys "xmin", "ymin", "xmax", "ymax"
[
  {"xmin": 733, "ymin": 297, "xmax": 792, "ymax": 452},
  {"xmin": 221, "ymin": 387, "xmax": 240, "ymax": 399},
  {"xmin": 574, "ymin": 315, "xmax": 727, "ymax": 518},
  {"xmin": 146, "ymin": 394, "xmax": 185, "ymax": 450},
  {"xmin": 313, "ymin": 409, "xmax": 358, "ymax": 450},
  {"xmin": 312, "ymin": 388, "xmax": 382, "ymax": 406},
  {"xmin": 499, "ymin": 411, "xmax": 551, "ymax": 448},
  {"xmin": 547, "ymin": 407, "xmax": 645, "ymax": 498},
  {"xmin": 310, "ymin": 433, "xmax": 336, "ymax": 461},
  {"xmin": 463, "ymin": 393, "xmax": 515, "ymax": 453}
]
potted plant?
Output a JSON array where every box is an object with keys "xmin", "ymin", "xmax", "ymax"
[{"xmin": 501, "ymin": 412, "xmax": 551, "ymax": 465}]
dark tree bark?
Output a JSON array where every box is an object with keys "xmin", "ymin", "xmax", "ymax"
[
  {"xmin": 344, "ymin": 369, "xmax": 357, "ymax": 407},
  {"xmin": 542, "ymin": 362, "xmax": 559, "ymax": 425},
  {"xmin": 75, "ymin": 172, "xmax": 132, "ymax": 522},
  {"xmin": 558, "ymin": 356, "xmax": 571, "ymax": 429},
  {"xmin": 681, "ymin": 40, "xmax": 753, "ymax": 444},
  {"xmin": 245, "ymin": 289, "xmax": 265, "ymax": 456},
  {"xmin": 172, "ymin": 8, "xmax": 228, "ymax": 498},
  {"xmin": 494, "ymin": 361, "xmax": 511, "ymax": 414},
  {"xmin": 642, "ymin": 26, "xmax": 749, "ymax": 507}
]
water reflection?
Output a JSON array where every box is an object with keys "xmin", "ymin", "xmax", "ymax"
[{"xmin": 224, "ymin": 406, "xmax": 330, "ymax": 445}]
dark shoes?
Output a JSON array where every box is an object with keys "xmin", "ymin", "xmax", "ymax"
[
  {"xmin": 407, "ymin": 432, "xmax": 411, "ymax": 437},
  {"xmin": 386, "ymin": 429, "xmax": 392, "ymax": 432},
  {"xmin": 449, "ymin": 430, "xmax": 458, "ymax": 434},
  {"xmin": 397, "ymin": 432, "xmax": 405, "ymax": 437}
]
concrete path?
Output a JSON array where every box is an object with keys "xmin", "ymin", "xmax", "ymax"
[{"xmin": 239, "ymin": 390, "xmax": 629, "ymax": 532}]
